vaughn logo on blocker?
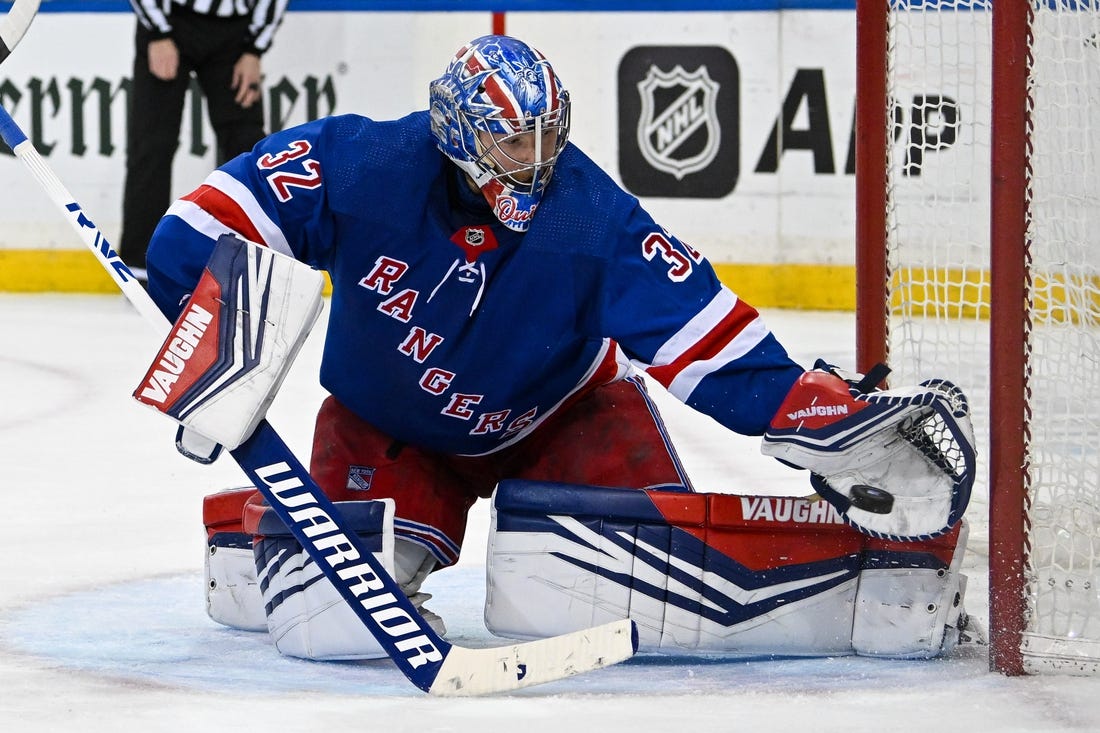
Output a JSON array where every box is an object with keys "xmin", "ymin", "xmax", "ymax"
[{"xmin": 618, "ymin": 46, "xmax": 739, "ymax": 198}]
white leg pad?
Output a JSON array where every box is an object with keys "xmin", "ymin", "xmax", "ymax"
[
  {"xmin": 484, "ymin": 480, "xmax": 971, "ymax": 659},
  {"xmin": 484, "ymin": 481, "xmax": 865, "ymax": 656},
  {"xmin": 246, "ymin": 500, "xmax": 445, "ymax": 661},
  {"xmin": 203, "ymin": 487, "xmax": 267, "ymax": 631},
  {"xmin": 852, "ymin": 520, "xmax": 970, "ymax": 658},
  {"xmin": 252, "ymin": 499, "xmax": 396, "ymax": 660},
  {"xmin": 205, "ymin": 543, "xmax": 267, "ymax": 632}
]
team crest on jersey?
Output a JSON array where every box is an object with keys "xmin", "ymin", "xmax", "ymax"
[
  {"xmin": 346, "ymin": 465, "xmax": 375, "ymax": 491},
  {"xmin": 636, "ymin": 64, "xmax": 721, "ymax": 180}
]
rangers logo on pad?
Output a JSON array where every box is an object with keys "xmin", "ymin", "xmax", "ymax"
[{"xmin": 347, "ymin": 465, "xmax": 375, "ymax": 491}]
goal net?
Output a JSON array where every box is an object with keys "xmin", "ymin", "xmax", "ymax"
[{"xmin": 855, "ymin": 0, "xmax": 1100, "ymax": 675}]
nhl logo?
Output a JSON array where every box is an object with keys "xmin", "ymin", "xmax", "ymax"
[
  {"xmin": 636, "ymin": 64, "xmax": 721, "ymax": 180},
  {"xmin": 451, "ymin": 224, "xmax": 499, "ymax": 262},
  {"xmin": 465, "ymin": 227, "xmax": 486, "ymax": 247}
]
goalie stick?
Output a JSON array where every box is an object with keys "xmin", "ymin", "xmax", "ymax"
[
  {"xmin": 0, "ymin": 0, "xmax": 637, "ymax": 696},
  {"xmin": 0, "ymin": 0, "xmax": 37, "ymax": 63}
]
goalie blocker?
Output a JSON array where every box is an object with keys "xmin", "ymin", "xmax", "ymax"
[
  {"xmin": 485, "ymin": 480, "xmax": 972, "ymax": 659},
  {"xmin": 133, "ymin": 234, "xmax": 325, "ymax": 452}
]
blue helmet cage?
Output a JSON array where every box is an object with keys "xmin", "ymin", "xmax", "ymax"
[{"xmin": 429, "ymin": 35, "xmax": 571, "ymax": 232}]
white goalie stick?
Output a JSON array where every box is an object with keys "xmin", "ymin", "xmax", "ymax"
[
  {"xmin": 0, "ymin": 0, "xmax": 637, "ymax": 695},
  {"xmin": 0, "ymin": 0, "xmax": 36, "ymax": 63}
]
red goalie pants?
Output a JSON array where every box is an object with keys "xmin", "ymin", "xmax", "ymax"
[{"xmin": 308, "ymin": 375, "xmax": 692, "ymax": 567}]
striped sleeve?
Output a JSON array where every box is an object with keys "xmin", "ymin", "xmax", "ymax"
[
  {"xmin": 247, "ymin": 0, "xmax": 291, "ymax": 55},
  {"xmin": 129, "ymin": 0, "xmax": 173, "ymax": 35},
  {"xmin": 639, "ymin": 288, "xmax": 773, "ymax": 402},
  {"xmin": 166, "ymin": 169, "xmax": 294, "ymax": 257}
]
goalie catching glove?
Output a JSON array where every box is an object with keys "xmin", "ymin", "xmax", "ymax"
[
  {"xmin": 761, "ymin": 361, "xmax": 976, "ymax": 541},
  {"xmin": 133, "ymin": 234, "xmax": 324, "ymax": 451}
]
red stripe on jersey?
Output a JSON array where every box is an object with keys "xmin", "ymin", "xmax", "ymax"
[
  {"xmin": 646, "ymin": 298, "xmax": 761, "ymax": 389},
  {"xmin": 182, "ymin": 185, "xmax": 268, "ymax": 246}
]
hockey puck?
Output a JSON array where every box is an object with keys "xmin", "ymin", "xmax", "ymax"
[{"xmin": 849, "ymin": 484, "xmax": 895, "ymax": 514}]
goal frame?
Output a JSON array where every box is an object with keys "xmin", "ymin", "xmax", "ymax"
[{"xmin": 854, "ymin": 0, "xmax": 1030, "ymax": 676}]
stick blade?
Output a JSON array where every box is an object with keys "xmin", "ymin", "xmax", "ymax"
[{"xmin": 428, "ymin": 619, "xmax": 638, "ymax": 697}]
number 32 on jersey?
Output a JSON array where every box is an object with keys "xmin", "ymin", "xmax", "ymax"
[
  {"xmin": 257, "ymin": 140, "xmax": 323, "ymax": 202},
  {"xmin": 642, "ymin": 231, "xmax": 702, "ymax": 282}
]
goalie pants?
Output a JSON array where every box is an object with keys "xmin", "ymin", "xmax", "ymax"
[
  {"xmin": 120, "ymin": 9, "xmax": 266, "ymax": 270},
  {"xmin": 308, "ymin": 375, "xmax": 694, "ymax": 568}
]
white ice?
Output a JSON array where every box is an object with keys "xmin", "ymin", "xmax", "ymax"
[{"xmin": 1, "ymin": 294, "xmax": 1098, "ymax": 731}]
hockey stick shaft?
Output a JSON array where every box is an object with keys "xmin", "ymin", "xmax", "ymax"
[
  {"xmin": 0, "ymin": 107, "xmax": 166, "ymax": 327},
  {"xmin": 0, "ymin": 0, "xmax": 39, "ymax": 63},
  {"xmin": 0, "ymin": 4, "xmax": 635, "ymax": 696}
]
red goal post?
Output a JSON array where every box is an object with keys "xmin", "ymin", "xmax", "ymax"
[{"xmin": 856, "ymin": 0, "xmax": 1100, "ymax": 676}]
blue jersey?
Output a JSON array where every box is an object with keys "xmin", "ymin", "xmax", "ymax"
[{"xmin": 146, "ymin": 112, "xmax": 805, "ymax": 456}]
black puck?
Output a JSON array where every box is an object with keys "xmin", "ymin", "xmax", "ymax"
[{"xmin": 849, "ymin": 484, "xmax": 894, "ymax": 514}]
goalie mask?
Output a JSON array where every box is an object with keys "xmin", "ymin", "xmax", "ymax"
[{"xmin": 429, "ymin": 35, "xmax": 571, "ymax": 232}]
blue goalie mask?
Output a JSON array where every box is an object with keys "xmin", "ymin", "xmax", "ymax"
[{"xmin": 429, "ymin": 35, "xmax": 571, "ymax": 232}]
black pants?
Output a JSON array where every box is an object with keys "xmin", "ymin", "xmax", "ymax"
[{"xmin": 120, "ymin": 12, "xmax": 265, "ymax": 270}]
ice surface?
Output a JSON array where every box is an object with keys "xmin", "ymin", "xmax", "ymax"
[{"xmin": 1, "ymin": 294, "xmax": 1098, "ymax": 731}]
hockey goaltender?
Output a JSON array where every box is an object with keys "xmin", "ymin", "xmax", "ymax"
[{"xmin": 133, "ymin": 34, "xmax": 980, "ymax": 664}]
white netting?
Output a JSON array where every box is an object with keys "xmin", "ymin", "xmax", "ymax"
[
  {"xmin": 1022, "ymin": 4, "xmax": 1100, "ymax": 672},
  {"xmin": 884, "ymin": 0, "xmax": 993, "ymax": 567},
  {"xmin": 883, "ymin": 1, "xmax": 1100, "ymax": 673}
]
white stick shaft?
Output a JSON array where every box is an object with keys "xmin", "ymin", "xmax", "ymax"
[
  {"xmin": 0, "ymin": 0, "xmax": 41, "ymax": 62},
  {"xmin": 0, "ymin": 1, "xmax": 166, "ymax": 330},
  {"xmin": 0, "ymin": 107, "xmax": 169, "ymax": 332}
]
